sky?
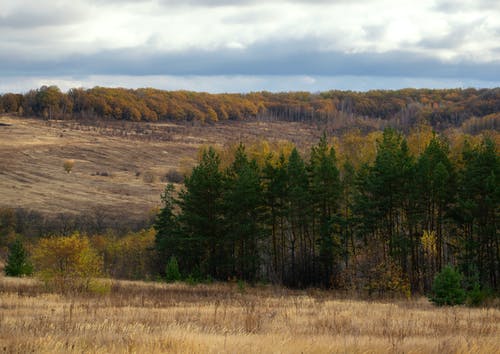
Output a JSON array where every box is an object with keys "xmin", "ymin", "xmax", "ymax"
[{"xmin": 0, "ymin": 0, "xmax": 499, "ymax": 93}]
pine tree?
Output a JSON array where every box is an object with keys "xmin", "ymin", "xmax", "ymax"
[
  {"xmin": 154, "ymin": 183, "xmax": 181, "ymax": 274},
  {"xmin": 4, "ymin": 238, "xmax": 33, "ymax": 276},
  {"xmin": 223, "ymin": 144, "xmax": 264, "ymax": 281},
  {"xmin": 165, "ymin": 256, "xmax": 181, "ymax": 282},
  {"xmin": 262, "ymin": 152, "xmax": 289, "ymax": 283},
  {"xmin": 354, "ymin": 129, "xmax": 415, "ymax": 286},
  {"xmin": 179, "ymin": 147, "xmax": 225, "ymax": 279},
  {"xmin": 309, "ymin": 134, "xmax": 341, "ymax": 287},
  {"xmin": 415, "ymin": 135, "xmax": 456, "ymax": 289},
  {"xmin": 429, "ymin": 265, "xmax": 466, "ymax": 306},
  {"xmin": 286, "ymin": 148, "xmax": 310, "ymax": 286},
  {"xmin": 456, "ymin": 137, "xmax": 499, "ymax": 290}
]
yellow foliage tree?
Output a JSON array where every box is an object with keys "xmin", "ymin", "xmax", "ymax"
[
  {"xmin": 32, "ymin": 233, "xmax": 103, "ymax": 293},
  {"xmin": 407, "ymin": 123, "xmax": 434, "ymax": 156},
  {"xmin": 92, "ymin": 229, "xmax": 155, "ymax": 279},
  {"xmin": 421, "ymin": 230, "xmax": 437, "ymax": 256}
]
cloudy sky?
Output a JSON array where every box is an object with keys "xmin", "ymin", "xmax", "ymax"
[{"xmin": 1, "ymin": 0, "xmax": 499, "ymax": 93}]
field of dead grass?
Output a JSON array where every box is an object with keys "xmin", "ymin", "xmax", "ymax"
[
  {"xmin": 0, "ymin": 275, "xmax": 498, "ymax": 353},
  {"xmin": 0, "ymin": 115, "xmax": 322, "ymax": 221}
]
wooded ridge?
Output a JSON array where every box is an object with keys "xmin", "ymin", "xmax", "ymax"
[{"xmin": 1, "ymin": 87, "xmax": 499, "ymax": 132}]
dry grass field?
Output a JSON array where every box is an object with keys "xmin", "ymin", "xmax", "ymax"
[
  {"xmin": 0, "ymin": 115, "xmax": 322, "ymax": 221},
  {"xmin": 0, "ymin": 275, "xmax": 499, "ymax": 353}
]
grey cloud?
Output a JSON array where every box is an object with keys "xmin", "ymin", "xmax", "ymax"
[
  {"xmin": 362, "ymin": 25, "xmax": 386, "ymax": 41},
  {"xmin": 433, "ymin": 1, "xmax": 467, "ymax": 13},
  {"xmin": 418, "ymin": 16, "xmax": 490, "ymax": 51},
  {"xmin": 418, "ymin": 27, "xmax": 470, "ymax": 50},
  {"xmin": 478, "ymin": 0, "xmax": 500, "ymax": 10},
  {"xmin": 434, "ymin": 0, "xmax": 500, "ymax": 13},
  {"xmin": 156, "ymin": 0, "xmax": 366, "ymax": 7},
  {"xmin": 0, "ymin": 6, "xmax": 87, "ymax": 29},
  {"xmin": 1, "ymin": 38, "xmax": 499, "ymax": 82},
  {"xmin": 221, "ymin": 9, "xmax": 277, "ymax": 24}
]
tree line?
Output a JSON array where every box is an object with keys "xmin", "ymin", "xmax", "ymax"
[
  {"xmin": 155, "ymin": 130, "xmax": 499, "ymax": 294},
  {"xmin": 1, "ymin": 86, "xmax": 499, "ymax": 130}
]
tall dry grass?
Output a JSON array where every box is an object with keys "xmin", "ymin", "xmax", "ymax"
[{"xmin": 0, "ymin": 275, "xmax": 498, "ymax": 353}]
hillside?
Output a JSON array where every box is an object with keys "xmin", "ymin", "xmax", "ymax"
[{"xmin": 0, "ymin": 115, "xmax": 321, "ymax": 226}]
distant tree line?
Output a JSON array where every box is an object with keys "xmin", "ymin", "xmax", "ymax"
[
  {"xmin": 155, "ymin": 130, "xmax": 499, "ymax": 294},
  {"xmin": 1, "ymin": 86, "xmax": 500, "ymax": 130}
]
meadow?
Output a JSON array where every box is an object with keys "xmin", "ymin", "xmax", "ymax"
[{"xmin": 0, "ymin": 275, "xmax": 498, "ymax": 353}]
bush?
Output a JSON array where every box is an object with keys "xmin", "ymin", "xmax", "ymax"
[
  {"xmin": 163, "ymin": 169, "xmax": 184, "ymax": 183},
  {"xmin": 32, "ymin": 233, "xmax": 103, "ymax": 293},
  {"xmin": 63, "ymin": 159, "xmax": 75, "ymax": 174},
  {"xmin": 429, "ymin": 265, "xmax": 466, "ymax": 306},
  {"xmin": 165, "ymin": 256, "xmax": 181, "ymax": 283},
  {"xmin": 466, "ymin": 283, "xmax": 487, "ymax": 307},
  {"xmin": 4, "ymin": 238, "xmax": 33, "ymax": 276}
]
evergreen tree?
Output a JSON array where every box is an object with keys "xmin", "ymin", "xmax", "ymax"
[
  {"xmin": 309, "ymin": 135, "xmax": 341, "ymax": 287},
  {"xmin": 415, "ymin": 135, "xmax": 456, "ymax": 290},
  {"xmin": 4, "ymin": 238, "xmax": 33, "ymax": 276},
  {"xmin": 429, "ymin": 265, "xmax": 466, "ymax": 306},
  {"xmin": 223, "ymin": 144, "xmax": 264, "ymax": 281},
  {"xmin": 354, "ymin": 129, "xmax": 414, "ymax": 284},
  {"xmin": 178, "ymin": 147, "xmax": 225, "ymax": 279},
  {"xmin": 456, "ymin": 138, "xmax": 499, "ymax": 290},
  {"xmin": 262, "ymin": 152, "xmax": 289, "ymax": 283},
  {"xmin": 286, "ymin": 148, "xmax": 310, "ymax": 286},
  {"xmin": 154, "ymin": 183, "xmax": 181, "ymax": 273},
  {"xmin": 340, "ymin": 161, "xmax": 356, "ymax": 270},
  {"xmin": 165, "ymin": 256, "xmax": 181, "ymax": 282}
]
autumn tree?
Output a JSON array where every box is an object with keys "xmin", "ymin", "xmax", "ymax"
[{"xmin": 32, "ymin": 233, "xmax": 103, "ymax": 292}]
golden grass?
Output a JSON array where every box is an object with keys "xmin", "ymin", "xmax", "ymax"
[{"xmin": 0, "ymin": 276, "xmax": 498, "ymax": 353}]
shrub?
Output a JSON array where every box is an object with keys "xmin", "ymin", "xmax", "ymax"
[
  {"xmin": 429, "ymin": 265, "xmax": 466, "ymax": 306},
  {"xmin": 163, "ymin": 169, "xmax": 184, "ymax": 183},
  {"xmin": 63, "ymin": 159, "xmax": 75, "ymax": 174},
  {"xmin": 466, "ymin": 283, "xmax": 487, "ymax": 307},
  {"xmin": 4, "ymin": 238, "xmax": 33, "ymax": 276},
  {"xmin": 32, "ymin": 233, "xmax": 103, "ymax": 293},
  {"xmin": 238, "ymin": 279, "xmax": 246, "ymax": 294},
  {"xmin": 165, "ymin": 256, "xmax": 181, "ymax": 283}
]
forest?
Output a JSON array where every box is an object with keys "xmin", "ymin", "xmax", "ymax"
[
  {"xmin": 153, "ymin": 130, "xmax": 499, "ymax": 295},
  {"xmin": 1, "ymin": 86, "xmax": 499, "ymax": 132}
]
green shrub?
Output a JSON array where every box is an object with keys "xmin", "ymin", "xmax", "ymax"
[
  {"xmin": 4, "ymin": 238, "xmax": 33, "ymax": 276},
  {"xmin": 466, "ymin": 284, "xmax": 488, "ymax": 307},
  {"xmin": 165, "ymin": 256, "xmax": 181, "ymax": 283},
  {"xmin": 237, "ymin": 279, "xmax": 246, "ymax": 294},
  {"xmin": 429, "ymin": 265, "xmax": 466, "ymax": 306},
  {"xmin": 185, "ymin": 275, "xmax": 199, "ymax": 286}
]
